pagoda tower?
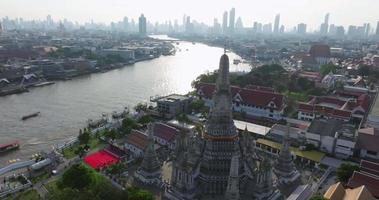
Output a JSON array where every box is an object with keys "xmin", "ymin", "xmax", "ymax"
[
  {"xmin": 273, "ymin": 124, "xmax": 300, "ymax": 184},
  {"xmin": 199, "ymin": 52, "xmax": 240, "ymax": 195},
  {"xmin": 253, "ymin": 158, "xmax": 282, "ymax": 200},
  {"xmin": 134, "ymin": 123, "xmax": 161, "ymax": 184}
]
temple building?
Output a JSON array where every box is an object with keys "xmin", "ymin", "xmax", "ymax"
[
  {"xmin": 165, "ymin": 52, "xmax": 283, "ymax": 199},
  {"xmin": 273, "ymin": 125, "xmax": 300, "ymax": 185},
  {"xmin": 134, "ymin": 123, "xmax": 162, "ymax": 185}
]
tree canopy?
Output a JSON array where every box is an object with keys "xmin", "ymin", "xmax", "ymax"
[{"xmin": 336, "ymin": 163, "xmax": 359, "ymax": 183}]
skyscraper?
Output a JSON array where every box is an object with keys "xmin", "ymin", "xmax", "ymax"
[
  {"xmin": 320, "ymin": 13, "xmax": 329, "ymax": 35},
  {"xmin": 235, "ymin": 17, "xmax": 243, "ymax": 32},
  {"xmin": 274, "ymin": 14, "xmax": 280, "ymax": 33},
  {"xmin": 123, "ymin": 16, "xmax": 129, "ymax": 32},
  {"xmin": 222, "ymin": 11, "xmax": 228, "ymax": 34},
  {"xmin": 297, "ymin": 23, "xmax": 307, "ymax": 35},
  {"xmin": 185, "ymin": 16, "xmax": 191, "ymax": 33},
  {"xmin": 229, "ymin": 8, "xmax": 235, "ymax": 33},
  {"xmin": 138, "ymin": 14, "xmax": 147, "ymax": 35}
]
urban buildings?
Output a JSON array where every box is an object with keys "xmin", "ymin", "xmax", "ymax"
[
  {"xmin": 229, "ymin": 8, "xmax": 235, "ymax": 34},
  {"xmin": 320, "ymin": 13, "xmax": 330, "ymax": 35},
  {"xmin": 297, "ymin": 23, "xmax": 307, "ymax": 35},
  {"xmin": 222, "ymin": 11, "xmax": 228, "ymax": 34},
  {"xmin": 139, "ymin": 14, "xmax": 147, "ymax": 35},
  {"xmin": 274, "ymin": 14, "xmax": 280, "ymax": 34}
]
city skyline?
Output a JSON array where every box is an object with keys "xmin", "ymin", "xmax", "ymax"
[{"xmin": 0, "ymin": 0, "xmax": 378, "ymax": 30}]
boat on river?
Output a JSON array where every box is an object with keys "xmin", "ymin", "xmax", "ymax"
[
  {"xmin": 0, "ymin": 141, "xmax": 20, "ymax": 154},
  {"xmin": 21, "ymin": 112, "xmax": 40, "ymax": 120}
]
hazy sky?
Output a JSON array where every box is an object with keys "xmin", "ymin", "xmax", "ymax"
[{"xmin": 0, "ymin": 0, "xmax": 378, "ymax": 30}]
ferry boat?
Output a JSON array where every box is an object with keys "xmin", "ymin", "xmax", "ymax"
[
  {"xmin": 21, "ymin": 112, "xmax": 40, "ymax": 120},
  {"xmin": 0, "ymin": 141, "xmax": 20, "ymax": 153}
]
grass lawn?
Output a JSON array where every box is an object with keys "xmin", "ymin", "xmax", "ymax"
[
  {"xmin": 62, "ymin": 136, "xmax": 105, "ymax": 159},
  {"xmin": 45, "ymin": 180, "xmax": 59, "ymax": 194},
  {"xmin": 4, "ymin": 189, "xmax": 41, "ymax": 200}
]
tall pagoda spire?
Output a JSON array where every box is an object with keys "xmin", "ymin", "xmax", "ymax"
[
  {"xmin": 253, "ymin": 158, "xmax": 282, "ymax": 200},
  {"xmin": 225, "ymin": 147, "xmax": 240, "ymax": 200},
  {"xmin": 135, "ymin": 123, "xmax": 161, "ymax": 184},
  {"xmin": 199, "ymin": 53, "xmax": 239, "ymax": 195},
  {"xmin": 205, "ymin": 52, "xmax": 236, "ymax": 138},
  {"xmin": 274, "ymin": 124, "xmax": 300, "ymax": 184}
]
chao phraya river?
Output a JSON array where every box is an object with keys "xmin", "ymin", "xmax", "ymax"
[{"xmin": 0, "ymin": 35, "xmax": 250, "ymax": 166}]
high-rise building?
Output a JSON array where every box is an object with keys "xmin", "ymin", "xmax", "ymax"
[
  {"xmin": 376, "ymin": 21, "xmax": 379, "ymax": 35},
  {"xmin": 364, "ymin": 23, "xmax": 371, "ymax": 37},
  {"xmin": 213, "ymin": 18, "xmax": 221, "ymax": 34},
  {"xmin": 222, "ymin": 11, "xmax": 228, "ymax": 34},
  {"xmin": 297, "ymin": 23, "xmax": 307, "ymax": 35},
  {"xmin": 0, "ymin": 22, "xmax": 3, "ymax": 33},
  {"xmin": 229, "ymin": 8, "xmax": 235, "ymax": 33},
  {"xmin": 320, "ymin": 13, "xmax": 330, "ymax": 35},
  {"xmin": 262, "ymin": 23, "xmax": 272, "ymax": 33},
  {"xmin": 185, "ymin": 16, "xmax": 191, "ymax": 33},
  {"xmin": 274, "ymin": 14, "xmax": 280, "ymax": 33},
  {"xmin": 253, "ymin": 22, "xmax": 263, "ymax": 33},
  {"xmin": 123, "ymin": 16, "xmax": 129, "ymax": 31},
  {"xmin": 335, "ymin": 26, "xmax": 345, "ymax": 37},
  {"xmin": 138, "ymin": 14, "xmax": 147, "ymax": 35},
  {"xmin": 235, "ymin": 17, "xmax": 243, "ymax": 32}
]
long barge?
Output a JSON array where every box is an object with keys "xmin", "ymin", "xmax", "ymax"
[
  {"xmin": 21, "ymin": 112, "xmax": 40, "ymax": 120},
  {"xmin": 0, "ymin": 141, "xmax": 20, "ymax": 154}
]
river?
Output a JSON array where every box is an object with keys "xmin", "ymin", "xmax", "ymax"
[{"xmin": 0, "ymin": 35, "xmax": 250, "ymax": 166}]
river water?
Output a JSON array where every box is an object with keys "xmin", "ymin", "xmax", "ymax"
[{"xmin": 0, "ymin": 36, "xmax": 250, "ymax": 166}]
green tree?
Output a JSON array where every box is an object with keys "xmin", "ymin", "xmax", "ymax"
[
  {"xmin": 138, "ymin": 115, "xmax": 153, "ymax": 125},
  {"xmin": 127, "ymin": 186, "xmax": 154, "ymax": 200},
  {"xmin": 61, "ymin": 164, "xmax": 94, "ymax": 190},
  {"xmin": 320, "ymin": 64, "xmax": 337, "ymax": 76},
  {"xmin": 74, "ymin": 146, "xmax": 86, "ymax": 158},
  {"xmin": 336, "ymin": 163, "xmax": 359, "ymax": 183},
  {"xmin": 134, "ymin": 102, "xmax": 148, "ymax": 112},
  {"xmin": 78, "ymin": 129, "xmax": 90, "ymax": 145},
  {"xmin": 103, "ymin": 129, "xmax": 117, "ymax": 141},
  {"xmin": 189, "ymin": 99, "xmax": 205, "ymax": 113}
]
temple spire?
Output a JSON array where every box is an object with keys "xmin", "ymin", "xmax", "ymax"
[
  {"xmin": 273, "ymin": 123, "xmax": 300, "ymax": 184},
  {"xmin": 135, "ymin": 123, "xmax": 161, "ymax": 184}
]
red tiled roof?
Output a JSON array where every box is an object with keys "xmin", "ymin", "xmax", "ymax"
[
  {"xmin": 357, "ymin": 130, "xmax": 379, "ymax": 153},
  {"xmin": 360, "ymin": 160, "xmax": 379, "ymax": 177},
  {"xmin": 126, "ymin": 130, "xmax": 148, "ymax": 150},
  {"xmin": 153, "ymin": 122, "xmax": 179, "ymax": 142},
  {"xmin": 347, "ymin": 171, "xmax": 379, "ymax": 198},
  {"xmin": 309, "ymin": 44, "xmax": 331, "ymax": 58},
  {"xmin": 197, "ymin": 83, "xmax": 284, "ymax": 110}
]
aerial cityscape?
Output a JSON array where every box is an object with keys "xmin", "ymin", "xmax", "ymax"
[{"xmin": 1, "ymin": 0, "xmax": 379, "ymax": 200}]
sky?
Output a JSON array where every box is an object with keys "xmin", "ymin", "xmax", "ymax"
[{"xmin": 0, "ymin": 0, "xmax": 378, "ymax": 30}]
